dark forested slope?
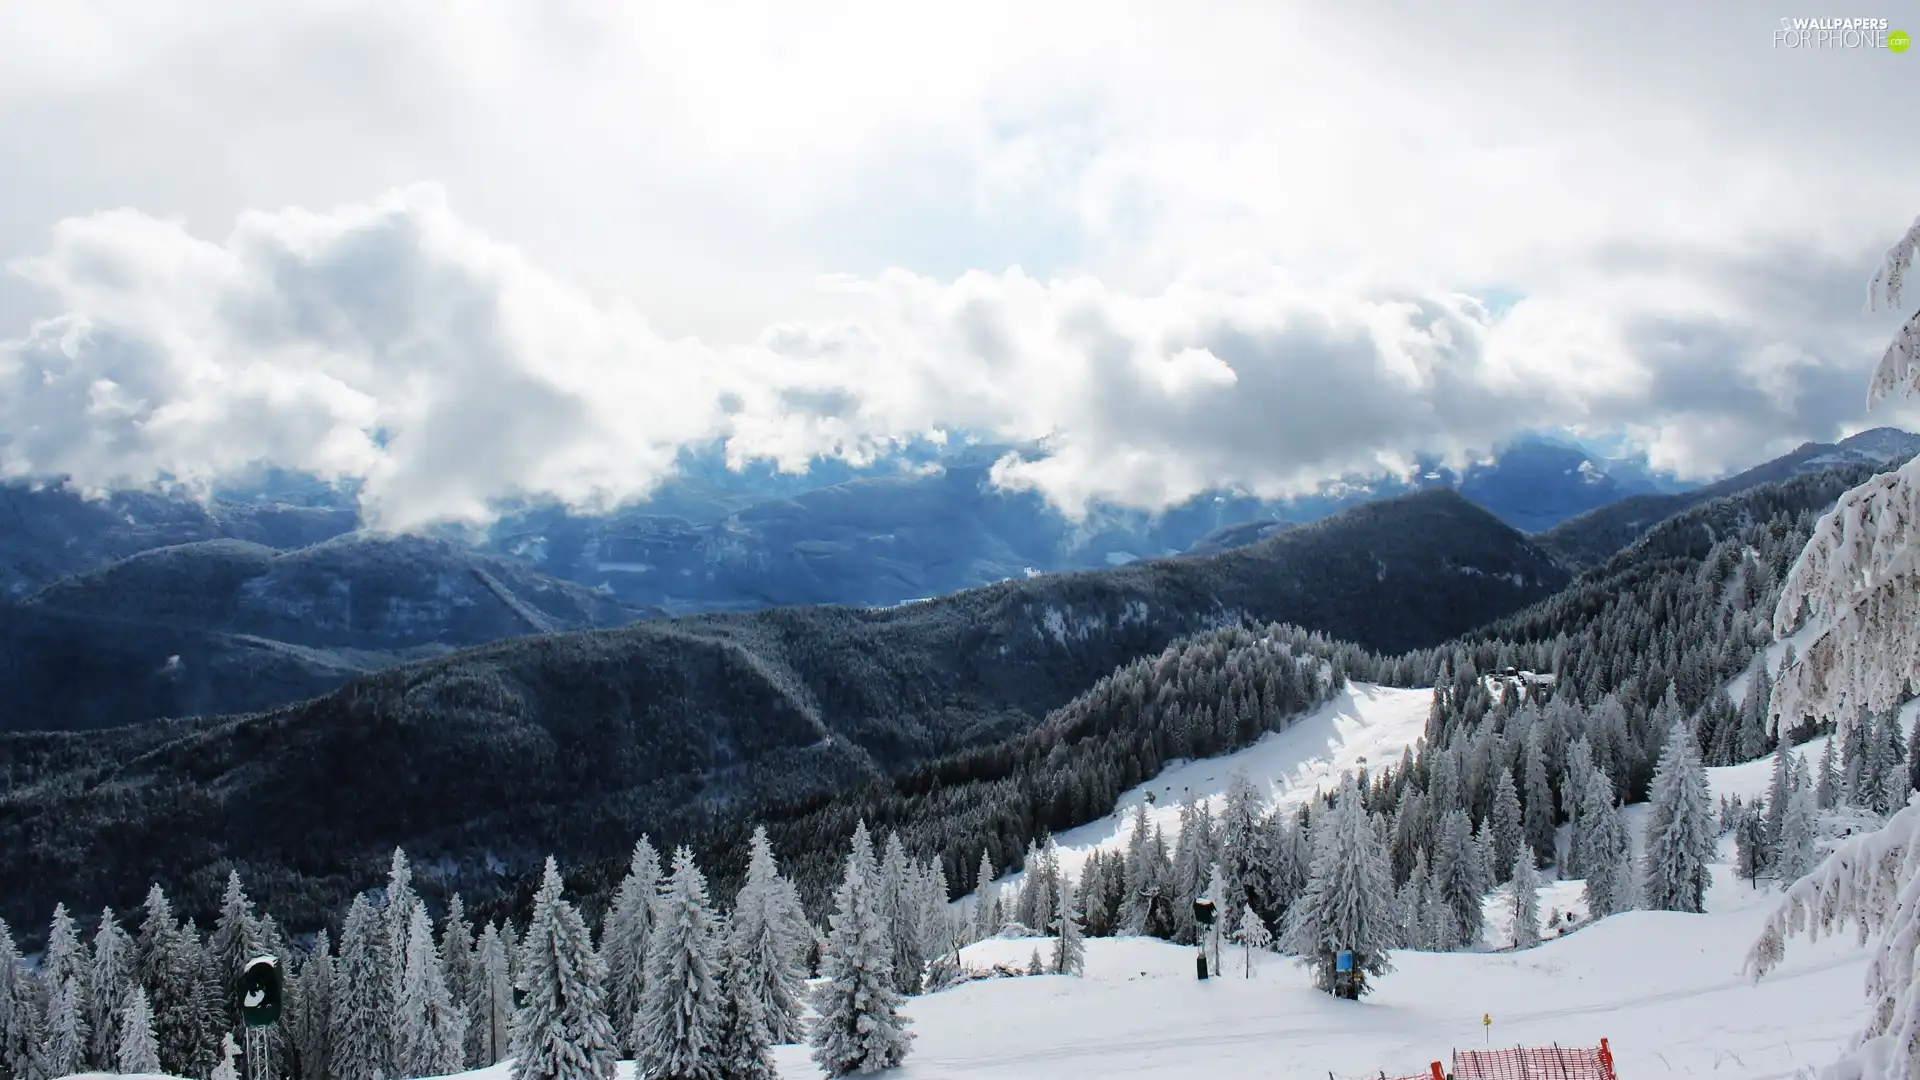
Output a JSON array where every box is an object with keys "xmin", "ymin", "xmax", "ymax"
[{"xmin": 0, "ymin": 489, "xmax": 1563, "ymax": 931}]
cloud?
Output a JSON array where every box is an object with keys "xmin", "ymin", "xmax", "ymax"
[
  {"xmin": 2, "ymin": 0, "xmax": 1918, "ymax": 527},
  {"xmin": 5, "ymin": 185, "xmax": 1911, "ymax": 530}
]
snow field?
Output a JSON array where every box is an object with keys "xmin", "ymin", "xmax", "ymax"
[{"xmin": 990, "ymin": 682, "xmax": 1436, "ymax": 893}]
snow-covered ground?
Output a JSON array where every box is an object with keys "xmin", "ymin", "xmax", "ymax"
[{"xmin": 991, "ymin": 682, "xmax": 1434, "ymax": 891}]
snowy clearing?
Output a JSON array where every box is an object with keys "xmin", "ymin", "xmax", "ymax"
[{"xmin": 992, "ymin": 682, "xmax": 1434, "ymax": 891}]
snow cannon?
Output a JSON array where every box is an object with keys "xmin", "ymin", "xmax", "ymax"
[{"xmin": 239, "ymin": 955, "xmax": 282, "ymax": 1027}]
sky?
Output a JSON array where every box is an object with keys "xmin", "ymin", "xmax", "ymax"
[{"xmin": 1, "ymin": 0, "xmax": 1917, "ymax": 530}]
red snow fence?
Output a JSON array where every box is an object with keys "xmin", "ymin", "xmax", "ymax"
[{"xmin": 1451, "ymin": 1039, "xmax": 1617, "ymax": 1080}]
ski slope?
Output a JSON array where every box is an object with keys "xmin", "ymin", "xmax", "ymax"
[{"xmin": 993, "ymin": 682, "xmax": 1435, "ymax": 891}]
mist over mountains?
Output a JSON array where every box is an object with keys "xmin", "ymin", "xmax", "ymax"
[{"xmin": 0, "ymin": 428, "xmax": 1912, "ymax": 738}]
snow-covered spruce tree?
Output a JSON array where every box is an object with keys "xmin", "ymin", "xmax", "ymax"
[
  {"xmin": 0, "ymin": 920, "xmax": 29, "ymax": 1080},
  {"xmin": 878, "ymin": 833, "xmax": 926, "ymax": 995},
  {"xmin": 634, "ymin": 846, "xmax": 723, "ymax": 1080},
  {"xmin": 729, "ymin": 827, "xmax": 807, "ymax": 1044},
  {"xmin": 287, "ymin": 930, "xmax": 334, "ymax": 1080},
  {"xmin": 86, "ymin": 908, "xmax": 136, "ymax": 1071},
  {"xmin": 138, "ymin": 886, "xmax": 219, "ymax": 1079},
  {"xmin": 469, "ymin": 922, "xmax": 514, "ymax": 1068},
  {"xmin": 600, "ymin": 836, "xmax": 660, "ymax": 1057},
  {"xmin": 1734, "ymin": 804, "xmax": 1770, "ymax": 887},
  {"xmin": 440, "ymin": 895, "xmax": 475, "ymax": 1034},
  {"xmin": 917, "ymin": 860, "xmax": 959, "ymax": 992},
  {"xmin": 396, "ymin": 901, "xmax": 465, "ymax": 1079},
  {"xmin": 810, "ymin": 822, "xmax": 912, "ymax": 1077},
  {"xmin": 39, "ymin": 902, "xmax": 92, "ymax": 1080},
  {"xmin": 333, "ymin": 894, "xmax": 395, "ymax": 1080},
  {"xmin": 208, "ymin": 870, "xmax": 260, "ymax": 1034},
  {"xmin": 1217, "ymin": 772, "xmax": 1264, "ymax": 931},
  {"xmin": 1641, "ymin": 717, "xmax": 1715, "ymax": 913},
  {"xmin": 1052, "ymin": 865, "xmax": 1085, "ymax": 977},
  {"xmin": 1118, "ymin": 804, "xmax": 1155, "ymax": 935},
  {"xmin": 513, "ymin": 858, "xmax": 617, "ymax": 1080},
  {"xmin": 1577, "ymin": 768, "xmax": 1635, "ymax": 918},
  {"xmin": 41, "ymin": 965, "xmax": 89, "ymax": 1080},
  {"xmin": 1745, "ymin": 212, "xmax": 1920, "ymax": 1080},
  {"xmin": 713, "ymin": 935, "xmax": 776, "ymax": 1080},
  {"xmin": 1522, "ymin": 724, "xmax": 1557, "ymax": 865},
  {"xmin": 1490, "ymin": 767, "xmax": 1526, "ymax": 880},
  {"xmin": 1234, "ymin": 907, "xmax": 1272, "ymax": 978},
  {"xmin": 116, "ymin": 987, "xmax": 161, "ymax": 1075},
  {"xmin": 970, "ymin": 851, "xmax": 998, "ymax": 944},
  {"xmin": 1766, "ymin": 739, "xmax": 1796, "ymax": 853},
  {"xmin": 1432, "ymin": 808, "xmax": 1489, "ymax": 948},
  {"xmin": 1819, "ymin": 737, "xmax": 1842, "ymax": 809},
  {"xmin": 1774, "ymin": 787, "xmax": 1818, "ymax": 887},
  {"xmin": 1283, "ymin": 776, "xmax": 1396, "ymax": 997},
  {"xmin": 212, "ymin": 1032, "xmax": 241, "ymax": 1080},
  {"xmin": 1509, "ymin": 851, "xmax": 1540, "ymax": 950},
  {"xmin": 1169, "ymin": 799, "xmax": 1210, "ymax": 944}
]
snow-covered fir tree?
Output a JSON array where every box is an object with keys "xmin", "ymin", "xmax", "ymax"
[
  {"xmin": 513, "ymin": 858, "xmax": 617, "ymax": 1080},
  {"xmin": 729, "ymin": 827, "xmax": 808, "ymax": 1044},
  {"xmin": 713, "ymin": 934, "xmax": 776, "ymax": 1080},
  {"xmin": 212, "ymin": 1032, "xmax": 241, "ymax": 1080},
  {"xmin": 917, "ymin": 861, "xmax": 958, "ymax": 991},
  {"xmin": 286, "ymin": 930, "xmax": 334, "ymax": 1080},
  {"xmin": 470, "ymin": 922, "xmax": 514, "ymax": 1068},
  {"xmin": 1490, "ymin": 767, "xmax": 1526, "ymax": 880},
  {"xmin": 600, "ymin": 836, "xmax": 660, "ymax": 1057},
  {"xmin": 1118, "ymin": 804, "xmax": 1155, "ymax": 935},
  {"xmin": 333, "ymin": 894, "xmax": 395, "ymax": 1080},
  {"xmin": 440, "ymin": 896, "xmax": 476, "ymax": 1036},
  {"xmin": 1169, "ymin": 798, "xmax": 1211, "ymax": 944},
  {"xmin": 878, "ymin": 834, "xmax": 926, "ymax": 995},
  {"xmin": 208, "ymin": 870, "xmax": 261, "ymax": 1034},
  {"xmin": 1642, "ymin": 716, "xmax": 1715, "ymax": 913},
  {"xmin": 1734, "ymin": 804, "xmax": 1770, "ymax": 887},
  {"xmin": 1233, "ymin": 907, "xmax": 1271, "ymax": 978},
  {"xmin": 1283, "ymin": 776, "xmax": 1396, "ymax": 996},
  {"xmin": 39, "ymin": 902, "xmax": 91, "ymax": 1080},
  {"xmin": 1774, "ymin": 786, "xmax": 1818, "ymax": 887},
  {"xmin": 1509, "ymin": 850, "xmax": 1540, "ymax": 950},
  {"xmin": 1217, "ymin": 772, "xmax": 1264, "ymax": 930},
  {"xmin": 396, "ymin": 901, "xmax": 465, "ymax": 1079},
  {"xmin": 1765, "ymin": 740, "xmax": 1796, "ymax": 852},
  {"xmin": 810, "ymin": 822, "xmax": 912, "ymax": 1077},
  {"xmin": 116, "ymin": 987, "xmax": 161, "ymax": 1075},
  {"xmin": 634, "ymin": 847, "xmax": 723, "ymax": 1080},
  {"xmin": 1432, "ymin": 808, "xmax": 1489, "ymax": 947},
  {"xmin": 85, "ymin": 908, "xmax": 136, "ymax": 1072},
  {"xmin": 1522, "ymin": 723, "xmax": 1557, "ymax": 864},
  {"xmin": 138, "ymin": 885, "xmax": 218, "ymax": 1079},
  {"xmin": 0, "ymin": 920, "xmax": 30, "ymax": 1080},
  {"xmin": 1818, "ymin": 737, "xmax": 1841, "ymax": 809},
  {"xmin": 1052, "ymin": 862, "xmax": 1085, "ymax": 977},
  {"xmin": 40, "ymin": 965, "xmax": 88, "ymax": 1080},
  {"xmin": 1577, "ymin": 768, "xmax": 1634, "ymax": 918},
  {"xmin": 1746, "ymin": 211, "xmax": 1920, "ymax": 1080},
  {"xmin": 970, "ymin": 851, "xmax": 998, "ymax": 943}
]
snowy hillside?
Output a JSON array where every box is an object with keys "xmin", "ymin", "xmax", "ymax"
[
  {"xmin": 429, "ymin": 827, "xmax": 1866, "ymax": 1080},
  {"xmin": 993, "ymin": 682, "xmax": 1434, "ymax": 891}
]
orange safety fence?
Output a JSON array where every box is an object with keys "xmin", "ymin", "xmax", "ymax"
[{"xmin": 1451, "ymin": 1039, "xmax": 1616, "ymax": 1080}]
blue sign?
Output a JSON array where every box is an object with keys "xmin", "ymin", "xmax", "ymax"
[{"xmin": 1335, "ymin": 950, "xmax": 1353, "ymax": 973}]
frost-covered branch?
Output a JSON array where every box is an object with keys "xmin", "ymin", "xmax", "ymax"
[
  {"xmin": 1746, "ymin": 798, "xmax": 1920, "ymax": 1080},
  {"xmin": 1867, "ymin": 215, "xmax": 1920, "ymax": 406},
  {"xmin": 1769, "ymin": 213, "xmax": 1920, "ymax": 740}
]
